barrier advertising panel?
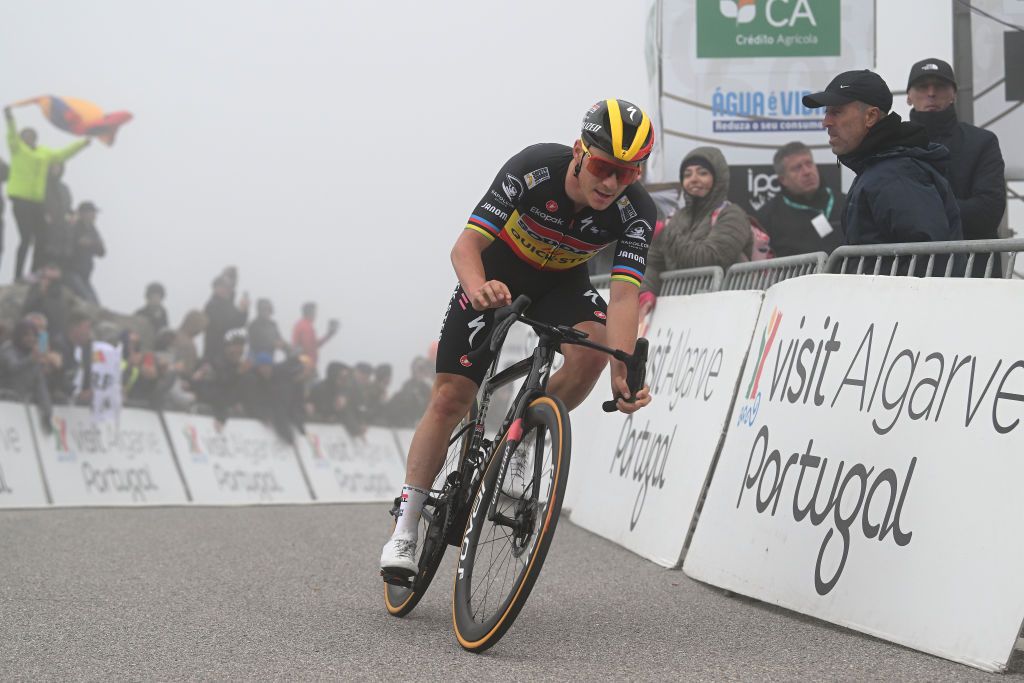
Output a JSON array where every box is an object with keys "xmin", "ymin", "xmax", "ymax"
[
  {"xmin": 162, "ymin": 413, "xmax": 311, "ymax": 504},
  {"xmin": 0, "ymin": 402, "xmax": 49, "ymax": 507},
  {"xmin": 32, "ymin": 405, "xmax": 187, "ymax": 505},
  {"xmin": 295, "ymin": 425, "xmax": 407, "ymax": 502},
  {"xmin": 569, "ymin": 291, "xmax": 764, "ymax": 566},
  {"xmin": 684, "ymin": 276, "xmax": 1024, "ymax": 671}
]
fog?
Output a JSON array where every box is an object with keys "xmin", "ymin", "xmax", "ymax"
[{"xmin": 3, "ymin": 1, "xmax": 1009, "ymax": 384}]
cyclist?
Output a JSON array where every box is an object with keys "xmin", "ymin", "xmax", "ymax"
[{"xmin": 381, "ymin": 99, "xmax": 655, "ymax": 576}]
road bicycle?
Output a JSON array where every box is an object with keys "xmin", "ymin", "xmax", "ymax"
[{"xmin": 382, "ymin": 294, "xmax": 648, "ymax": 652}]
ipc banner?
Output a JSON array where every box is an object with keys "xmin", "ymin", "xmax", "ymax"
[
  {"xmin": 0, "ymin": 402, "xmax": 49, "ymax": 507},
  {"xmin": 684, "ymin": 275, "xmax": 1024, "ymax": 672},
  {"xmin": 32, "ymin": 405, "xmax": 187, "ymax": 505},
  {"xmin": 295, "ymin": 425, "xmax": 407, "ymax": 502},
  {"xmin": 569, "ymin": 291, "xmax": 764, "ymax": 566},
  {"xmin": 162, "ymin": 413, "xmax": 312, "ymax": 504}
]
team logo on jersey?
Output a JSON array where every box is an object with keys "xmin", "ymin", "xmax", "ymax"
[
  {"xmin": 584, "ymin": 289, "xmax": 600, "ymax": 305},
  {"xmin": 594, "ymin": 311, "xmax": 607, "ymax": 320},
  {"xmin": 524, "ymin": 167, "xmax": 550, "ymax": 189},
  {"xmin": 503, "ymin": 173, "xmax": 525, "ymax": 201},
  {"xmin": 459, "ymin": 354, "xmax": 473, "ymax": 368},
  {"xmin": 617, "ymin": 196, "xmax": 638, "ymax": 222},
  {"xmin": 546, "ymin": 200, "xmax": 558, "ymax": 212},
  {"xmin": 467, "ymin": 315, "xmax": 487, "ymax": 346},
  {"xmin": 578, "ymin": 216, "xmax": 599, "ymax": 235},
  {"xmin": 624, "ymin": 219, "xmax": 652, "ymax": 243}
]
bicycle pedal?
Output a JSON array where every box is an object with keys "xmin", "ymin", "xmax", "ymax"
[{"xmin": 380, "ymin": 569, "xmax": 414, "ymax": 588}]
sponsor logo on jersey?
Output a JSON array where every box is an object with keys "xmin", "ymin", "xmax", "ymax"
[
  {"xmin": 546, "ymin": 200, "xmax": 558, "ymax": 212},
  {"xmin": 618, "ymin": 250, "xmax": 646, "ymax": 265},
  {"xmin": 578, "ymin": 215, "xmax": 600, "ymax": 235},
  {"xmin": 467, "ymin": 315, "xmax": 487, "ymax": 346},
  {"xmin": 529, "ymin": 206, "xmax": 566, "ymax": 226},
  {"xmin": 524, "ymin": 166, "xmax": 550, "ymax": 189},
  {"xmin": 482, "ymin": 203, "xmax": 509, "ymax": 221},
  {"xmin": 617, "ymin": 196, "xmax": 638, "ymax": 222},
  {"xmin": 584, "ymin": 289, "xmax": 601, "ymax": 305},
  {"xmin": 489, "ymin": 189, "xmax": 513, "ymax": 208},
  {"xmin": 459, "ymin": 354, "xmax": 473, "ymax": 368},
  {"xmin": 594, "ymin": 310, "xmax": 607, "ymax": 320},
  {"xmin": 503, "ymin": 173, "xmax": 525, "ymax": 201},
  {"xmin": 624, "ymin": 219, "xmax": 652, "ymax": 243},
  {"xmin": 582, "ymin": 122, "xmax": 602, "ymax": 133}
]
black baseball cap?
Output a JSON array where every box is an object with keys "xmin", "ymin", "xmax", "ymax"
[
  {"xmin": 802, "ymin": 70, "xmax": 893, "ymax": 112},
  {"xmin": 907, "ymin": 58, "xmax": 957, "ymax": 90}
]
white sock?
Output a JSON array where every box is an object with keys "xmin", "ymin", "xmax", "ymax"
[{"xmin": 394, "ymin": 484, "xmax": 428, "ymax": 538}]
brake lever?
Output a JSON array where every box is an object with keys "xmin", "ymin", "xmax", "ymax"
[{"xmin": 602, "ymin": 338, "xmax": 649, "ymax": 413}]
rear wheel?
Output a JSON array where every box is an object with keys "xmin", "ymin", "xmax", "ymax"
[
  {"xmin": 384, "ymin": 404, "xmax": 477, "ymax": 617},
  {"xmin": 452, "ymin": 395, "xmax": 570, "ymax": 651}
]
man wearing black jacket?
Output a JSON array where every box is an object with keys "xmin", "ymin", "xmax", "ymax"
[
  {"xmin": 906, "ymin": 58, "xmax": 1007, "ymax": 277},
  {"xmin": 804, "ymin": 70, "xmax": 962, "ymax": 274}
]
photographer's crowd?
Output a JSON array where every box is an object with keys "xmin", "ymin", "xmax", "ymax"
[{"xmin": 0, "ymin": 107, "xmax": 432, "ymax": 442}]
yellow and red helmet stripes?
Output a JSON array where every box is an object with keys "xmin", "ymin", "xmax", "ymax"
[{"xmin": 581, "ymin": 98, "xmax": 654, "ymax": 163}]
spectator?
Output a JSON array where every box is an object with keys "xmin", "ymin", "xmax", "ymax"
[
  {"xmin": 22, "ymin": 263, "xmax": 69, "ymax": 353},
  {"xmin": 384, "ymin": 356, "xmax": 433, "ymax": 428},
  {"xmin": 134, "ymin": 282, "xmax": 169, "ymax": 333},
  {"xmin": 23, "ymin": 311, "xmax": 63, "ymax": 389},
  {"xmin": 4, "ymin": 105, "xmax": 90, "ymax": 281},
  {"xmin": 291, "ymin": 302, "xmax": 338, "ymax": 374},
  {"xmin": 193, "ymin": 329, "xmax": 249, "ymax": 430},
  {"xmin": 59, "ymin": 310, "xmax": 93, "ymax": 405},
  {"xmin": 639, "ymin": 146, "xmax": 751, "ymax": 316},
  {"xmin": 203, "ymin": 274, "xmax": 249, "ymax": 362},
  {"xmin": 248, "ymin": 298, "xmax": 285, "ymax": 358},
  {"xmin": 906, "ymin": 58, "xmax": 1007, "ymax": 277},
  {"xmin": 0, "ymin": 318, "xmax": 53, "ymax": 431},
  {"xmin": 804, "ymin": 70, "xmax": 962, "ymax": 274},
  {"xmin": 154, "ymin": 327, "xmax": 194, "ymax": 410},
  {"xmin": 172, "ymin": 310, "xmax": 207, "ymax": 378},
  {"xmin": 307, "ymin": 361, "xmax": 351, "ymax": 421},
  {"xmin": 756, "ymin": 142, "xmax": 845, "ymax": 257},
  {"xmin": 243, "ymin": 353, "xmax": 307, "ymax": 443},
  {"xmin": 65, "ymin": 201, "xmax": 105, "ymax": 304},
  {"xmin": 0, "ymin": 156, "xmax": 7, "ymax": 268},
  {"xmin": 366, "ymin": 363, "xmax": 392, "ymax": 424},
  {"xmin": 41, "ymin": 161, "xmax": 74, "ymax": 273}
]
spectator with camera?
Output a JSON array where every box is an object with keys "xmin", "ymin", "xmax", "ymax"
[{"xmin": 291, "ymin": 302, "xmax": 338, "ymax": 375}]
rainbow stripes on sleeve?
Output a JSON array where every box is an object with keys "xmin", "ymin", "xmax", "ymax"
[
  {"xmin": 466, "ymin": 214, "xmax": 501, "ymax": 241},
  {"xmin": 611, "ymin": 265, "xmax": 643, "ymax": 287}
]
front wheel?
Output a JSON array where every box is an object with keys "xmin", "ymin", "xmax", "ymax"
[{"xmin": 452, "ymin": 395, "xmax": 571, "ymax": 652}]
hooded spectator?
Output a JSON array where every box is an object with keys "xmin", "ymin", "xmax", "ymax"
[
  {"xmin": 203, "ymin": 274, "xmax": 249, "ymax": 363},
  {"xmin": 248, "ymin": 298, "xmax": 286, "ymax": 358}
]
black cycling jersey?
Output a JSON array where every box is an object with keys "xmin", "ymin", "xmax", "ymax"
[
  {"xmin": 465, "ymin": 143, "xmax": 656, "ymax": 287},
  {"xmin": 435, "ymin": 143, "xmax": 657, "ymax": 384}
]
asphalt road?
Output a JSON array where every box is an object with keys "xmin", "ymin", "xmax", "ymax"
[{"xmin": 1, "ymin": 503, "xmax": 1022, "ymax": 681}]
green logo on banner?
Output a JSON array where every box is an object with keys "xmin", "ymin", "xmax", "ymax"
[{"xmin": 697, "ymin": 0, "xmax": 840, "ymax": 58}]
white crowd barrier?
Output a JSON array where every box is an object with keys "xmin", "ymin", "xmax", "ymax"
[
  {"xmin": 0, "ymin": 402, "xmax": 49, "ymax": 507},
  {"xmin": 162, "ymin": 412, "xmax": 313, "ymax": 504},
  {"xmin": 295, "ymin": 425, "xmax": 408, "ymax": 503},
  {"xmin": 32, "ymin": 405, "xmax": 188, "ymax": 506},
  {"xmin": 568, "ymin": 291, "xmax": 763, "ymax": 567},
  {"xmin": 684, "ymin": 275, "xmax": 1024, "ymax": 672}
]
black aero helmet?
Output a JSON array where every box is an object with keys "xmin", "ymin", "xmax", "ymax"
[{"xmin": 580, "ymin": 99, "xmax": 655, "ymax": 163}]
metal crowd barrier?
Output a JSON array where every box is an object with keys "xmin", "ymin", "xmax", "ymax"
[
  {"xmin": 826, "ymin": 238, "xmax": 1024, "ymax": 278},
  {"xmin": 720, "ymin": 252, "xmax": 827, "ymax": 291},
  {"xmin": 660, "ymin": 266, "xmax": 725, "ymax": 295}
]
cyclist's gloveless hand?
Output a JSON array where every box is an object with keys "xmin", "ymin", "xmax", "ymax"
[
  {"xmin": 611, "ymin": 374, "xmax": 652, "ymax": 414},
  {"xmin": 470, "ymin": 280, "xmax": 512, "ymax": 311}
]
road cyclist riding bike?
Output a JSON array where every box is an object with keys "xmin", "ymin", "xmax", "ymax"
[{"xmin": 380, "ymin": 99, "xmax": 656, "ymax": 646}]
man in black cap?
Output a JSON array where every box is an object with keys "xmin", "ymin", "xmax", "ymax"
[
  {"xmin": 907, "ymin": 58, "xmax": 1006, "ymax": 277},
  {"xmin": 804, "ymin": 69, "xmax": 962, "ymax": 273}
]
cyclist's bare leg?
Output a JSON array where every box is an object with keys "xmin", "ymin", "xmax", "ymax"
[
  {"xmin": 404, "ymin": 372, "xmax": 479, "ymax": 489},
  {"xmin": 546, "ymin": 321, "xmax": 609, "ymax": 411}
]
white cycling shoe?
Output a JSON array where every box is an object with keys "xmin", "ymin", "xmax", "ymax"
[
  {"xmin": 501, "ymin": 443, "xmax": 532, "ymax": 499},
  {"xmin": 380, "ymin": 532, "xmax": 418, "ymax": 576}
]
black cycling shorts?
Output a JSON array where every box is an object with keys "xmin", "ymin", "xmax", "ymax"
[{"xmin": 435, "ymin": 244, "xmax": 608, "ymax": 386}]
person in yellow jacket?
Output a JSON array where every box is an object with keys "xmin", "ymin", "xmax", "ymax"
[{"xmin": 4, "ymin": 106, "xmax": 90, "ymax": 281}]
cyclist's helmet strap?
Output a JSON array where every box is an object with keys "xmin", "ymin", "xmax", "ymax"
[{"xmin": 580, "ymin": 98, "xmax": 655, "ymax": 164}]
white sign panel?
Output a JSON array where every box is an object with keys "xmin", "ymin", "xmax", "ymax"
[
  {"xmin": 0, "ymin": 402, "xmax": 48, "ymax": 507},
  {"xmin": 569, "ymin": 291, "xmax": 764, "ymax": 567},
  {"xmin": 33, "ymin": 405, "xmax": 187, "ymax": 505},
  {"xmin": 648, "ymin": 0, "xmax": 875, "ymax": 179},
  {"xmin": 685, "ymin": 276, "xmax": 1024, "ymax": 672},
  {"xmin": 295, "ymin": 425, "xmax": 406, "ymax": 502},
  {"xmin": 163, "ymin": 413, "xmax": 311, "ymax": 504}
]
